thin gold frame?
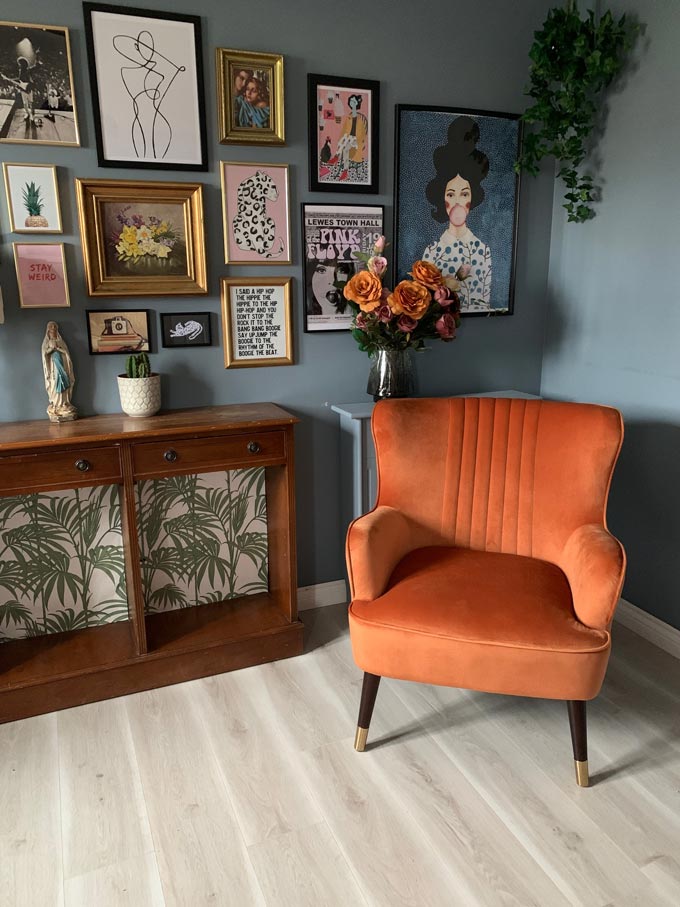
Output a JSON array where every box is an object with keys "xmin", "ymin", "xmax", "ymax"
[
  {"xmin": 221, "ymin": 277, "xmax": 294, "ymax": 369},
  {"xmin": 216, "ymin": 48, "xmax": 285, "ymax": 145},
  {"xmin": 13, "ymin": 242, "xmax": 70, "ymax": 308},
  {"xmin": 75, "ymin": 178, "xmax": 208, "ymax": 297},
  {"xmin": 3, "ymin": 162, "xmax": 62, "ymax": 233},
  {"xmin": 221, "ymin": 161, "xmax": 291, "ymax": 265},
  {"xmin": 0, "ymin": 20, "xmax": 80, "ymax": 147}
]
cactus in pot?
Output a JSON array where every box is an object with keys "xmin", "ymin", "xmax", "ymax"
[
  {"xmin": 117, "ymin": 352, "xmax": 161, "ymax": 418},
  {"xmin": 22, "ymin": 181, "xmax": 49, "ymax": 228}
]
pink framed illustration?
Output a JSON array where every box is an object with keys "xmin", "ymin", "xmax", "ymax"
[
  {"xmin": 307, "ymin": 73, "xmax": 380, "ymax": 193},
  {"xmin": 13, "ymin": 243, "xmax": 70, "ymax": 308},
  {"xmin": 220, "ymin": 161, "xmax": 291, "ymax": 264}
]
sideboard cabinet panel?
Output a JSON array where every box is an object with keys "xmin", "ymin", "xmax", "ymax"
[{"xmin": 0, "ymin": 405, "xmax": 302, "ymax": 723}]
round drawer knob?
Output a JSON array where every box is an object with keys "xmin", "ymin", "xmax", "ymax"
[
  {"xmin": 164, "ymin": 449, "xmax": 178, "ymax": 463},
  {"xmin": 247, "ymin": 441, "xmax": 261, "ymax": 454},
  {"xmin": 74, "ymin": 458, "xmax": 91, "ymax": 473}
]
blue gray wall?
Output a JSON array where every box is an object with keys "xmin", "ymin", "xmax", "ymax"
[
  {"xmin": 0, "ymin": 0, "xmax": 554, "ymax": 587},
  {"xmin": 541, "ymin": 0, "xmax": 680, "ymax": 629}
]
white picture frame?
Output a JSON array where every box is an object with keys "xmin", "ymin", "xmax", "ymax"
[{"xmin": 3, "ymin": 163, "xmax": 62, "ymax": 233}]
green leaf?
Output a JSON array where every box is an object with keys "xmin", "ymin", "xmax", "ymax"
[{"xmin": 0, "ymin": 600, "xmax": 33, "ymax": 628}]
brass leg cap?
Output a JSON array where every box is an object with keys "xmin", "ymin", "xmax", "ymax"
[
  {"xmin": 575, "ymin": 759, "xmax": 589, "ymax": 787},
  {"xmin": 354, "ymin": 727, "xmax": 368, "ymax": 752}
]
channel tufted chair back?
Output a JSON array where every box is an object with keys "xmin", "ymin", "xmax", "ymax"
[{"xmin": 346, "ymin": 397, "xmax": 625, "ymax": 786}]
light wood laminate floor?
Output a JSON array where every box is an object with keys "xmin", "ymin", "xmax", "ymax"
[{"xmin": 2, "ymin": 604, "xmax": 680, "ymax": 906}]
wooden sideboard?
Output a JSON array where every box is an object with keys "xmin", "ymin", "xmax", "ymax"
[{"xmin": 0, "ymin": 404, "xmax": 302, "ymax": 723}]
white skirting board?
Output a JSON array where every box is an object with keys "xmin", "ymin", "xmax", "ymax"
[
  {"xmin": 296, "ymin": 585, "xmax": 680, "ymax": 661},
  {"xmin": 297, "ymin": 579, "xmax": 348, "ymax": 611},
  {"xmin": 615, "ymin": 597, "xmax": 680, "ymax": 660}
]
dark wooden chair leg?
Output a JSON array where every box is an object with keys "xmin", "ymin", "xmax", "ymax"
[
  {"xmin": 567, "ymin": 700, "xmax": 589, "ymax": 787},
  {"xmin": 354, "ymin": 672, "xmax": 381, "ymax": 752}
]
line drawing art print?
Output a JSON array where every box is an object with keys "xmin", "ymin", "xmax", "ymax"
[
  {"xmin": 113, "ymin": 28, "xmax": 185, "ymax": 161},
  {"xmin": 84, "ymin": 4, "xmax": 207, "ymax": 171}
]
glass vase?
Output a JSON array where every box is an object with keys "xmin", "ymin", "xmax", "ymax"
[{"xmin": 366, "ymin": 348, "xmax": 415, "ymax": 402}]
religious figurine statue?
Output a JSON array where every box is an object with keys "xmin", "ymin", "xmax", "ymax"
[{"xmin": 41, "ymin": 321, "xmax": 77, "ymax": 422}]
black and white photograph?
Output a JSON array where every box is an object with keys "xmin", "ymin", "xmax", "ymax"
[
  {"xmin": 160, "ymin": 311, "xmax": 211, "ymax": 348},
  {"xmin": 83, "ymin": 3, "xmax": 208, "ymax": 170},
  {"xmin": 0, "ymin": 20, "xmax": 79, "ymax": 146},
  {"xmin": 302, "ymin": 203, "xmax": 384, "ymax": 332}
]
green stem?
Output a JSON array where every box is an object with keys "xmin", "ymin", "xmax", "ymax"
[{"xmin": 29, "ymin": 495, "xmax": 49, "ymax": 633}]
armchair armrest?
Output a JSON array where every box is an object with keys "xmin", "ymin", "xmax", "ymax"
[
  {"xmin": 559, "ymin": 523, "xmax": 626, "ymax": 630},
  {"xmin": 346, "ymin": 506, "xmax": 422, "ymax": 602}
]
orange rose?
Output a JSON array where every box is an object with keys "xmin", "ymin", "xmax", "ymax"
[
  {"xmin": 387, "ymin": 280, "xmax": 431, "ymax": 320},
  {"xmin": 343, "ymin": 270, "xmax": 384, "ymax": 312},
  {"xmin": 409, "ymin": 259, "xmax": 444, "ymax": 290}
]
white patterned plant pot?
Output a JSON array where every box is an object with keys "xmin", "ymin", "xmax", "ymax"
[{"xmin": 117, "ymin": 374, "xmax": 161, "ymax": 418}]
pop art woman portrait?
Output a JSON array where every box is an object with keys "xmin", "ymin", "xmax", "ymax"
[{"xmin": 395, "ymin": 105, "xmax": 521, "ymax": 315}]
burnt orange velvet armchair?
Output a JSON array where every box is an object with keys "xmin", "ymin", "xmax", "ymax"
[{"xmin": 346, "ymin": 397, "xmax": 625, "ymax": 786}]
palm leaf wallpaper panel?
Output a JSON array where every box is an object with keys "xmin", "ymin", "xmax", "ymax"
[
  {"xmin": 0, "ymin": 485, "xmax": 128, "ymax": 642},
  {"xmin": 137, "ymin": 467, "xmax": 269, "ymax": 613}
]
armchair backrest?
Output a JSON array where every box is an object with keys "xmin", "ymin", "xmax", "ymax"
[{"xmin": 372, "ymin": 397, "xmax": 623, "ymax": 564}]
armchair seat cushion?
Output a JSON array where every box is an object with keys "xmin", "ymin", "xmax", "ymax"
[{"xmin": 349, "ymin": 547, "xmax": 611, "ymax": 701}]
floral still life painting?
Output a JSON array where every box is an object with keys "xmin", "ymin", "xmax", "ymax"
[{"xmin": 106, "ymin": 204, "xmax": 187, "ymax": 276}]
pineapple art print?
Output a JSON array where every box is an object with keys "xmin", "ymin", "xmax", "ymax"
[{"xmin": 3, "ymin": 163, "xmax": 62, "ymax": 233}]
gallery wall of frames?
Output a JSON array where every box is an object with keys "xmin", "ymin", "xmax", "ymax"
[
  {"xmin": 0, "ymin": 0, "xmax": 550, "ymax": 592},
  {"xmin": 0, "ymin": 0, "xmax": 523, "ymax": 384}
]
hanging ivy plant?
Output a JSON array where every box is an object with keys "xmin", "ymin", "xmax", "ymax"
[{"xmin": 515, "ymin": 2, "xmax": 638, "ymax": 222}]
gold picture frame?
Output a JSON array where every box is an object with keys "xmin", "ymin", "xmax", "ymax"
[
  {"xmin": 221, "ymin": 277, "xmax": 293, "ymax": 368},
  {"xmin": 75, "ymin": 178, "xmax": 207, "ymax": 297},
  {"xmin": 0, "ymin": 20, "xmax": 80, "ymax": 147},
  {"xmin": 3, "ymin": 162, "xmax": 62, "ymax": 233},
  {"xmin": 216, "ymin": 48, "xmax": 285, "ymax": 145},
  {"xmin": 13, "ymin": 242, "xmax": 70, "ymax": 308}
]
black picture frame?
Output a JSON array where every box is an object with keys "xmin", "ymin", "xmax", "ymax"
[
  {"xmin": 394, "ymin": 104, "xmax": 522, "ymax": 317},
  {"xmin": 83, "ymin": 2, "xmax": 208, "ymax": 171},
  {"xmin": 307, "ymin": 74, "xmax": 379, "ymax": 193},
  {"xmin": 160, "ymin": 311, "xmax": 212, "ymax": 347},
  {"xmin": 86, "ymin": 308, "xmax": 151, "ymax": 354},
  {"xmin": 301, "ymin": 202, "xmax": 384, "ymax": 333}
]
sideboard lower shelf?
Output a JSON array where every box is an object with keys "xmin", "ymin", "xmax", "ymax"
[{"xmin": 0, "ymin": 404, "xmax": 303, "ymax": 723}]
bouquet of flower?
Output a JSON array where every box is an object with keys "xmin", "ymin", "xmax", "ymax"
[
  {"xmin": 343, "ymin": 236, "xmax": 471, "ymax": 356},
  {"xmin": 111, "ymin": 207, "xmax": 180, "ymax": 263}
]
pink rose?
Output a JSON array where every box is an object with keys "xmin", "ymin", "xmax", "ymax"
[
  {"xmin": 397, "ymin": 314, "xmax": 418, "ymax": 333},
  {"xmin": 373, "ymin": 235, "xmax": 386, "ymax": 253},
  {"xmin": 435, "ymin": 313, "xmax": 457, "ymax": 340},
  {"xmin": 434, "ymin": 285, "xmax": 452, "ymax": 305},
  {"xmin": 368, "ymin": 255, "xmax": 388, "ymax": 277},
  {"xmin": 355, "ymin": 312, "xmax": 368, "ymax": 329},
  {"xmin": 376, "ymin": 304, "xmax": 393, "ymax": 323},
  {"xmin": 456, "ymin": 263, "xmax": 472, "ymax": 280}
]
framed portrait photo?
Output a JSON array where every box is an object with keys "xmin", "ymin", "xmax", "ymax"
[
  {"xmin": 221, "ymin": 277, "xmax": 293, "ymax": 369},
  {"xmin": 86, "ymin": 308, "xmax": 151, "ymax": 354},
  {"xmin": 83, "ymin": 2, "xmax": 207, "ymax": 170},
  {"xmin": 395, "ymin": 104, "xmax": 522, "ymax": 316},
  {"xmin": 13, "ymin": 243, "xmax": 69, "ymax": 308},
  {"xmin": 216, "ymin": 48, "xmax": 284, "ymax": 145},
  {"xmin": 160, "ymin": 311, "xmax": 211, "ymax": 348},
  {"xmin": 221, "ymin": 161, "xmax": 291, "ymax": 265},
  {"xmin": 302, "ymin": 203, "xmax": 384, "ymax": 333},
  {"xmin": 0, "ymin": 20, "xmax": 79, "ymax": 146},
  {"xmin": 308, "ymin": 74, "xmax": 379, "ymax": 193},
  {"xmin": 75, "ymin": 178, "xmax": 207, "ymax": 297},
  {"xmin": 3, "ymin": 162, "xmax": 62, "ymax": 233}
]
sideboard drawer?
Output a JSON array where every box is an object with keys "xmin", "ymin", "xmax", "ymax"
[
  {"xmin": 0, "ymin": 446, "xmax": 122, "ymax": 494},
  {"xmin": 131, "ymin": 431, "xmax": 286, "ymax": 478}
]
